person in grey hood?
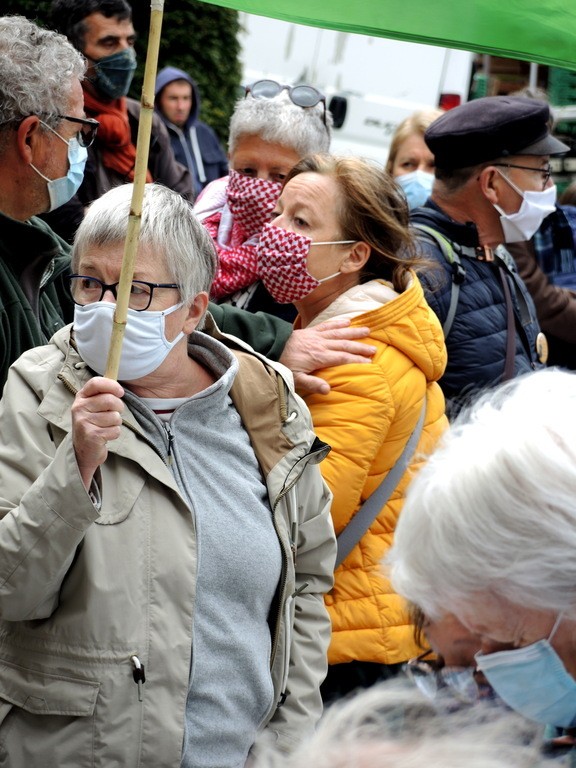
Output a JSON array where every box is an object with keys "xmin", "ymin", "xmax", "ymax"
[{"xmin": 155, "ymin": 66, "xmax": 229, "ymax": 193}]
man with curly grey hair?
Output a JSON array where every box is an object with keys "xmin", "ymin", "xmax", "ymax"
[{"xmin": 0, "ymin": 14, "xmax": 88, "ymax": 392}]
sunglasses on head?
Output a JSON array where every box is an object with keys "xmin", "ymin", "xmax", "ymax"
[{"xmin": 245, "ymin": 79, "xmax": 327, "ymax": 126}]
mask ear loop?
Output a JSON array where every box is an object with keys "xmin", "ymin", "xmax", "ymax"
[
  {"xmin": 494, "ymin": 167, "xmax": 525, "ymax": 197},
  {"xmin": 548, "ymin": 612, "xmax": 564, "ymax": 643}
]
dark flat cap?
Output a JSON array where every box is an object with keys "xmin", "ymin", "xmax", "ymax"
[{"xmin": 425, "ymin": 96, "xmax": 569, "ymax": 169}]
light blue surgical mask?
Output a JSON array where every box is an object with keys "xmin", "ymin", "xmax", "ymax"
[
  {"xmin": 475, "ymin": 613, "xmax": 576, "ymax": 727},
  {"xmin": 396, "ymin": 170, "xmax": 434, "ymax": 209},
  {"xmin": 92, "ymin": 47, "xmax": 137, "ymax": 100},
  {"xmin": 30, "ymin": 121, "xmax": 88, "ymax": 211}
]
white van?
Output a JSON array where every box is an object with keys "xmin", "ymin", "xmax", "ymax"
[{"xmin": 238, "ymin": 13, "xmax": 475, "ymax": 165}]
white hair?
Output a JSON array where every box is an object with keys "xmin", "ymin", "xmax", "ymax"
[
  {"xmin": 254, "ymin": 680, "xmax": 541, "ymax": 768},
  {"xmin": 72, "ymin": 184, "xmax": 217, "ymax": 307},
  {"xmin": 228, "ymin": 90, "xmax": 331, "ymax": 157},
  {"xmin": 0, "ymin": 16, "xmax": 85, "ymax": 131},
  {"xmin": 388, "ymin": 368, "xmax": 576, "ymax": 620}
]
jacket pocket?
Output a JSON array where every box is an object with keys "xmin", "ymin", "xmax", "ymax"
[
  {"xmin": 95, "ymin": 465, "xmax": 146, "ymax": 525},
  {"xmin": 0, "ymin": 659, "xmax": 99, "ymax": 767}
]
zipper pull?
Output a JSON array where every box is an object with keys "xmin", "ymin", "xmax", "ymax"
[
  {"xmin": 290, "ymin": 521, "xmax": 298, "ymax": 561},
  {"xmin": 130, "ymin": 654, "xmax": 146, "ymax": 702},
  {"xmin": 164, "ymin": 423, "xmax": 174, "ymax": 466}
]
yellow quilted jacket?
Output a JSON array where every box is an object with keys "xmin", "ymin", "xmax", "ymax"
[{"xmin": 302, "ymin": 275, "xmax": 448, "ymax": 665}]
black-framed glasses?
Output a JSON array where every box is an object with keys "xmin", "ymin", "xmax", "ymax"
[
  {"xmin": 56, "ymin": 115, "xmax": 99, "ymax": 148},
  {"xmin": 492, "ymin": 162, "xmax": 552, "ymax": 191},
  {"xmin": 68, "ymin": 275, "xmax": 180, "ymax": 312},
  {"xmin": 245, "ymin": 79, "xmax": 327, "ymax": 126}
]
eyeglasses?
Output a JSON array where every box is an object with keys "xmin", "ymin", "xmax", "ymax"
[
  {"xmin": 245, "ymin": 79, "xmax": 327, "ymax": 126},
  {"xmin": 492, "ymin": 162, "xmax": 552, "ymax": 191},
  {"xmin": 404, "ymin": 652, "xmax": 479, "ymax": 704},
  {"xmin": 68, "ymin": 275, "xmax": 180, "ymax": 312},
  {"xmin": 56, "ymin": 115, "xmax": 100, "ymax": 148}
]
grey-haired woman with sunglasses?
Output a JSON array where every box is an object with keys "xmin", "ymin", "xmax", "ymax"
[{"xmin": 194, "ymin": 80, "xmax": 331, "ymax": 322}]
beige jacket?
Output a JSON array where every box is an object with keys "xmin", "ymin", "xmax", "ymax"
[{"xmin": 0, "ymin": 321, "xmax": 335, "ymax": 766}]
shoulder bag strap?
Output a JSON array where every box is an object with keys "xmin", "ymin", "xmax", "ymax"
[{"xmin": 335, "ymin": 401, "xmax": 427, "ymax": 568}]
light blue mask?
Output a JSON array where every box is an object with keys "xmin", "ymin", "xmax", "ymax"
[
  {"xmin": 396, "ymin": 170, "xmax": 434, "ymax": 209},
  {"xmin": 475, "ymin": 614, "xmax": 576, "ymax": 727},
  {"xmin": 92, "ymin": 47, "xmax": 137, "ymax": 100},
  {"xmin": 30, "ymin": 121, "xmax": 88, "ymax": 211}
]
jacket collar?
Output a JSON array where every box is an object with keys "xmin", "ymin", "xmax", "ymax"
[{"xmin": 411, "ymin": 199, "xmax": 482, "ymax": 249}]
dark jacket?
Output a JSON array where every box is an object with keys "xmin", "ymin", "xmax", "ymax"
[
  {"xmin": 411, "ymin": 200, "xmax": 542, "ymax": 416},
  {"xmin": 507, "ymin": 206, "xmax": 576, "ymax": 369},
  {"xmin": 41, "ymin": 96, "xmax": 195, "ymax": 243},
  {"xmin": 0, "ymin": 211, "xmax": 74, "ymax": 393},
  {"xmin": 154, "ymin": 67, "xmax": 228, "ymax": 193}
]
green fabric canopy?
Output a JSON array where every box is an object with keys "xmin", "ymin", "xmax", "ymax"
[{"xmin": 195, "ymin": 0, "xmax": 576, "ymax": 71}]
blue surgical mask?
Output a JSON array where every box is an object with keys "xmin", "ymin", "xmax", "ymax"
[
  {"xmin": 396, "ymin": 170, "xmax": 434, "ymax": 209},
  {"xmin": 91, "ymin": 47, "xmax": 137, "ymax": 100},
  {"xmin": 475, "ymin": 613, "xmax": 576, "ymax": 727},
  {"xmin": 30, "ymin": 121, "xmax": 88, "ymax": 211}
]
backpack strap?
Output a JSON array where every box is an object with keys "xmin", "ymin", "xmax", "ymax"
[{"xmin": 413, "ymin": 223, "xmax": 466, "ymax": 338}]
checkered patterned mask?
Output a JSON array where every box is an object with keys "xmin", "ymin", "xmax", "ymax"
[
  {"xmin": 226, "ymin": 169, "xmax": 282, "ymax": 240},
  {"xmin": 257, "ymin": 223, "xmax": 354, "ymax": 304}
]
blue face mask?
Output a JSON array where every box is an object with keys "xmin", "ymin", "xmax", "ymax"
[
  {"xmin": 30, "ymin": 121, "xmax": 88, "ymax": 211},
  {"xmin": 475, "ymin": 614, "xmax": 576, "ymax": 727},
  {"xmin": 396, "ymin": 170, "xmax": 434, "ymax": 209},
  {"xmin": 91, "ymin": 47, "xmax": 137, "ymax": 100}
]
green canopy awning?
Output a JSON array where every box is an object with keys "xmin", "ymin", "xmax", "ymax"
[{"xmin": 195, "ymin": 0, "xmax": 576, "ymax": 71}]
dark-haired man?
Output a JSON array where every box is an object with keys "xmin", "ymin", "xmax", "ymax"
[{"xmin": 44, "ymin": 0, "xmax": 194, "ymax": 243}]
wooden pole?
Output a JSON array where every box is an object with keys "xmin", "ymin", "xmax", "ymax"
[{"xmin": 105, "ymin": 0, "xmax": 165, "ymax": 380}]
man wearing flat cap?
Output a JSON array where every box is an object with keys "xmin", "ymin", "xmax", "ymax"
[{"xmin": 410, "ymin": 95, "xmax": 569, "ymax": 417}]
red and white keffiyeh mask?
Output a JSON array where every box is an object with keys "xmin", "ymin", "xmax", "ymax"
[
  {"xmin": 226, "ymin": 170, "xmax": 282, "ymax": 239},
  {"xmin": 257, "ymin": 223, "xmax": 354, "ymax": 304}
]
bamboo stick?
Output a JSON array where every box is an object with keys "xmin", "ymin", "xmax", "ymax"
[{"xmin": 105, "ymin": 0, "xmax": 165, "ymax": 380}]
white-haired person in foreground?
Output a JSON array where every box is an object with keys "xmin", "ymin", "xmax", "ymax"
[
  {"xmin": 252, "ymin": 679, "xmax": 542, "ymax": 768},
  {"xmin": 194, "ymin": 79, "xmax": 332, "ymax": 321},
  {"xmin": 0, "ymin": 182, "xmax": 336, "ymax": 767},
  {"xmin": 388, "ymin": 368, "xmax": 576, "ymax": 744}
]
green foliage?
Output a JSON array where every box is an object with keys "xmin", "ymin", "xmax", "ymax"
[
  {"xmin": 131, "ymin": 0, "xmax": 241, "ymax": 145},
  {"xmin": 3, "ymin": 0, "xmax": 241, "ymax": 146},
  {"xmin": 2, "ymin": 2, "xmax": 51, "ymax": 26}
]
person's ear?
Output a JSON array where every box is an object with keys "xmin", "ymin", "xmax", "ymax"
[
  {"xmin": 16, "ymin": 116, "xmax": 42, "ymax": 163},
  {"xmin": 339, "ymin": 241, "xmax": 371, "ymax": 274},
  {"xmin": 479, "ymin": 165, "xmax": 503, "ymax": 205},
  {"xmin": 183, "ymin": 292, "xmax": 209, "ymax": 334}
]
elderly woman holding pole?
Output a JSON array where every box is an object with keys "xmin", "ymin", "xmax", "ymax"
[{"xmin": 0, "ymin": 182, "xmax": 336, "ymax": 767}]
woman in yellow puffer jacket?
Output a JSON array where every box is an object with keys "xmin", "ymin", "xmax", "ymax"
[{"xmin": 256, "ymin": 154, "xmax": 448, "ymax": 701}]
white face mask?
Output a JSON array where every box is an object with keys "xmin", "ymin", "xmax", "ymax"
[
  {"xmin": 494, "ymin": 169, "xmax": 557, "ymax": 243},
  {"xmin": 74, "ymin": 301, "xmax": 185, "ymax": 381}
]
